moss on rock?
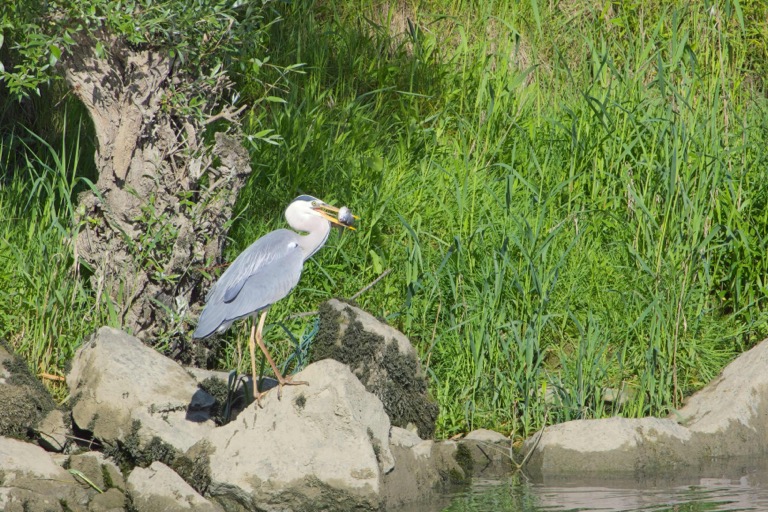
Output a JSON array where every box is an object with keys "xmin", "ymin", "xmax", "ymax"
[
  {"xmin": 104, "ymin": 420, "xmax": 176, "ymax": 474},
  {"xmin": 172, "ymin": 443, "xmax": 212, "ymax": 495},
  {"xmin": 454, "ymin": 443, "xmax": 474, "ymax": 476},
  {"xmin": 312, "ymin": 301, "xmax": 439, "ymax": 439},
  {"xmin": 0, "ymin": 339, "xmax": 58, "ymax": 441}
]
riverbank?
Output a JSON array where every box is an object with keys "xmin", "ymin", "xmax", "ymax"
[{"xmin": 1, "ymin": 1, "xmax": 767, "ymax": 440}]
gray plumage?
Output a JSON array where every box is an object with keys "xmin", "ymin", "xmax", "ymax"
[
  {"xmin": 192, "ymin": 195, "xmax": 345, "ymax": 341},
  {"xmin": 191, "ymin": 195, "xmax": 355, "ymax": 398},
  {"xmin": 192, "ymin": 229, "xmax": 306, "ymax": 339}
]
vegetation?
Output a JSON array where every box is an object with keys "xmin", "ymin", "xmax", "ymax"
[{"xmin": 2, "ymin": 0, "xmax": 768, "ymax": 439}]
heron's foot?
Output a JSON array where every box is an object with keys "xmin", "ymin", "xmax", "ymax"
[
  {"xmin": 276, "ymin": 375, "xmax": 309, "ymax": 400},
  {"xmin": 255, "ymin": 390, "xmax": 269, "ymax": 408}
]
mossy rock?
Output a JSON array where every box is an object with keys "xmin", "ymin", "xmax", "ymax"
[
  {"xmin": 104, "ymin": 420, "xmax": 176, "ymax": 473},
  {"xmin": 0, "ymin": 339, "xmax": 58, "ymax": 441},
  {"xmin": 312, "ymin": 300, "xmax": 439, "ymax": 439}
]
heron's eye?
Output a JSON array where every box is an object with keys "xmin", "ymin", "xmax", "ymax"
[{"xmin": 311, "ymin": 200, "xmax": 318, "ymax": 207}]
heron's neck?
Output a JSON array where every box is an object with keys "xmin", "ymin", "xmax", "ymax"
[{"xmin": 298, "ymin": 221, "xmax": 331, "ymax": 260}]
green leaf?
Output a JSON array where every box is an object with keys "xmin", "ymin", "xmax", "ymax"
[
  {"xmin": 49, "ymin": 44, "xmax": 61, "ymax": 66},
  {"xmin": 264, "ymin": 96, "xmax": 286, "ymax": 104}
]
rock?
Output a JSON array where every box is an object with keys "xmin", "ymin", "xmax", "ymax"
[
  {"xmin": 88, "ymin": 488, "xmax": 126, "ymax": 512},
  {"xmin": 382, "ymin": 428, "xmax": 468, "ymax": 509},
  {"xmin": 522, "ymin": 337, "xmax": 768, "ymax": 478},
  {"xmin": 196, "ymin": 359, "xmax": 394, "ymax": 511},
  {"xmin": 68, "ymin": 451, "xmax": 126, "ymax": 492},
  {"xmin": 67, "ymin": 327, "xmax": 216, "ymax": 453},
  {"xmin": 127, "ymin": 461, "xmax": 223, "ymax": 511},
  {"xmin": 36, "ymin": 408, "xmax": 70, "ymax": 452},
  {"xmin": 0, "ymin": 341, "xmax": 58, "ymax": 441},
  {"xmin": 461, "ymin": 429, "xmax": 512, "ymax": 477},
  {"xmin": 0, "ymin": 436, "xmax": 90, "ymax": 511},
  {"xmin": 602, "ymin": 386, "xmax": 635, "ymax": 406},
  {"xmin": 521, "ymin": 417, "xmax": 692, "ymax": 478},
  {"xmin": 677, "ymin": 337, "xmax": 768, "ymax": 455},
  {"xmin": 464, "ymin": 428, "xmax": 508, "ymax": 443},
  {"xmin": 313, "ymin": 299, "xmax": 439, "ymax": 438}
]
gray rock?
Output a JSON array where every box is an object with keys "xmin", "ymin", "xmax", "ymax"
[
  {"xmin": 602, "ymin": 386, "xmax": 635, "ymax": 406},
  {"xmin": 1, "ymin": 434, "xmax": 73, "ymax": 478},
  {"xmin": 522, "ymin": 417, "xmax": 692, "ymax": 477},
  {"xmin": 461, "ymin": 429, "xmax": 512, "ymax": 477},
  {"xmin": 313, "ymin": 299, "xmax": 439, "ymax": 438},
  {"xmin": 678, "ymin": 336, "xmax": 768, "ymax": 455},
  {"xmin": 0, "ymin": 436, "xmax": 90, "ymax": 511},
  {"xmin": 391, "ymin": 425, "xmax": 424, "ymax": 448},
  {"xmin": 197, "ymin": 359, "xmax": 394, "ymax": 511},
  {"xmin": 0, "ymin": 344, "xmax": 11, "ymax": 383},
  {"xmin": 382, "ymin": 428, "xmax": 468, "ymax": 509},
  {"xmin": 522, "ymin": 337, "xmax": 768, "ymax": 478},
  {"xmin": 68, "ymin": 451, "xmax": 126, "ymax": 492},
  {"xmin": 88, "ymin": 488, "xmax": 126, "ymax": 512},
  {"xmin": 36, "ymin": 408, "xmax": 70, "ymax": 452},
  {"xmin": 464, "ymin": 428, "xmax": 509, "ymax": 443},
  {"xmin": 67, "ymin": 327, "xmax": 216, "ymax": 452},
  {"xmin": 127, "ymin": 461, "xmax": 222, "ymax": 511}
]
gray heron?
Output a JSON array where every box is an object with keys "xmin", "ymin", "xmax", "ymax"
[{"xmin": 193, "ymin": 195, "xmax": 357, "ymax": 402}]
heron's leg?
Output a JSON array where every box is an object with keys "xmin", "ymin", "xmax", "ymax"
[
  {"xmin": 252, "ymin": 310, "xmax": 308, "ymax": 400},
  {"xmin": 248, "ymin": 314, "xmax": 261, "ymax": 403}
]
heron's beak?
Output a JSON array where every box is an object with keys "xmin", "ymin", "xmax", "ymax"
[{"xmin": 313, "ymin": 203, "xmax": 359, "ymax": 230}]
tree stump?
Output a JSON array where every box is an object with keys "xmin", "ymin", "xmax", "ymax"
[{"xmin": 63, "ymin": 38, "xmax": 250, "ymax": 361}]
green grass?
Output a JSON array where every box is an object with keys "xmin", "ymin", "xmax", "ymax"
[
  {"xmin": 2, "ymin": 0, "xmax": 768, "ymax": 438},
  {"xmin": 0, "ymin": 123, "xmax": 114, "ymax": 397},
  {"xmin": 231, "ymin": 0, "xmax": 768, "ymax": 437}
]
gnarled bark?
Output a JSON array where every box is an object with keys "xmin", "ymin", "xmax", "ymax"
[{"xmin": 63, "ymin": 38, "xmax": 250, "ymax": 359}]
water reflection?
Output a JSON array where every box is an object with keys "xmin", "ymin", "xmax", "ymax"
[{"xmin": 417, "ymin": 457, "xmax": 768, "ymax": 512}]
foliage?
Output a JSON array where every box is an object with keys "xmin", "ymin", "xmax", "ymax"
[
  {"xmin": 2, "ymin": 0, "xmax": 768, "ymax": 439},
  {"xmin": 0, "ymin": 0, "xmax": 271, "ymax": 102},
  {"xmin": 230, "ymin": 0, "xmax": 768, "ymax": 438},
  {"xmin": 0, "ymin": 126, "xmax": 113, "ymax": 396}
]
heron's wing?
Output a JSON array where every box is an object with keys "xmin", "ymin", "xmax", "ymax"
[{"xmin": 193, "ymin": 229, "xmax": 304, "ymax": 339}]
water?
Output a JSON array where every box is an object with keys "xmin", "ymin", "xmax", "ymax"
[
  {"xmin": 401, "ymin": 457, "xmax": 768, "ymax": 512},
  {"xmin": 443, "ymin": 477, "xmax": 768, "ymax": 511}
]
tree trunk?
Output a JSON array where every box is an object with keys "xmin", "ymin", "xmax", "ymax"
[{"xmin": 63, "ymin": 38, "xmax": 250, "ymax": 362}]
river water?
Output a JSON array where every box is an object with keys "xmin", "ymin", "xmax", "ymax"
[{"xmin": 399, "ymin": 457, "xmax": 768, "ymax": 512}]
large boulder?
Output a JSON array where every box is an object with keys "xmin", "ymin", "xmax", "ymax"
[
  {"xmin": 67, "ymin": 327, "xmax": 216, "ymax": 454},
  {"xmin": 522, "ymin": 337, "xmax": 768, "ymax": 478},
  {"xmin": 312, "ymin": 299, "xmax": 439, "ymax": 438},
  {"xmin": 521, "ymin": 417, "xmax": 692, "ymax": 478},
  {"xmin": 0, "ymin": 436, "xmax": 91, "ymax": 511},
  {"xmin": 194, "ymin": 359, "xmax": 395, "ymax": 511},
  {"xmin": 677, "ymin": 336, "xmax": 768, "ymax": 455}
]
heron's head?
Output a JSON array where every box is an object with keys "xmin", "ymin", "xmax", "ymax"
[{"xmin": 286, "ymin": 195, "xmax": 358, "ymax": 231}]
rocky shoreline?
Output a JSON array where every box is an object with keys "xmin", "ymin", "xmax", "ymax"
[
  {"xmin": 0, "ymin": 300, "xmax": 511, "ymax": 511},
  {"xmin": 3, "ymin": 299, "xmax": 768, "ymax": 510}
]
